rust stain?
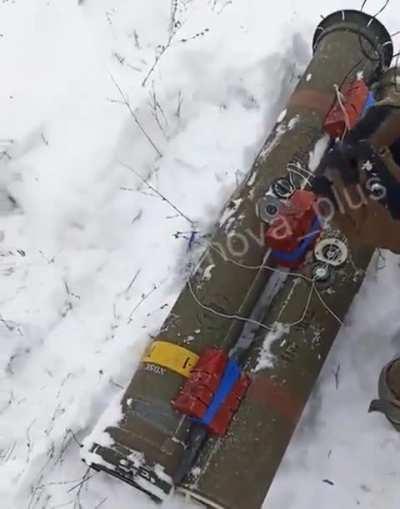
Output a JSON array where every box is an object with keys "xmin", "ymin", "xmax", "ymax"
[
  {"xmin": 248, "ymin": 375, "xmax": 303, "ymax": 423},
  {"xmin": 289, "ymin": 89, "xmax": 334, "ymax": 117}
]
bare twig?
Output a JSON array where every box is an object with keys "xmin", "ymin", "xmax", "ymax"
[
  {"xmin": 333, "ymin": 363, "xmax": 341, "ymax": 390},
  {"xmin": 120, "ymin": 161, "xmax": 194, "ymax": 225},
  {"xmin": 148, "ymin": 83, "xmax": 169, "ymax": 139},
  {"xmin": 142, "ymin": 0, "xmax": 181, "ymax": 87},
  {"xmin": 26, "ymin": 419, "xmax": 36, "ymax": 464},
  {"xmin": 109, "ymin": 378, "xmax": 124, "ymax": 390},
  {"xmin": 131, "ymin": 209, "xmax": 143, "ymax": 225},
  {"xmin": 110, "ymin": 74, "xmax": 162, "ymax": 157},
  {"xmin": 67, "ymin": 467, "xmax": 96, "ymax": 509},
  {"xmin": 0, "ymin": 312, "xmax": 15, "ymax": 332},
  {"xmin": 132, "ymin": 30, "xmax": 141, "ymax": 49},
  {"xmin": 124, "ymin": 269, "xmax": 141, "ymax": 295},
  {"xmin": 67, "ymin": 468, "xmax": 95, "ymax": 493},
  {"xmin": 94, "ymin": 498, "xmax": 108, "ymax": 509},
  {"xmin": 112, "ymin": 51, "xmax": 141, "ymax": 72},
  {"xmin": 128, "ymin": 283, "xmax": 159, "ymax": 323},
  {"xmin": 67, "ymin": 428, "xmax": 83, "ymax": 448},
  {"xmin": 176, "ymin": 90, "xmax": 183, "ymax": 119}
]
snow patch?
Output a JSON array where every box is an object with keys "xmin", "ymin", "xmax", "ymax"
[
  {"xmin": 253, "ymin": 323, "xmax": 289, "ymax": 371},
  {"xmin": 219, "ymin": 198, "xmax": 243, "ymax": 228},
  {"xmin": 81, "ymin": 393, "xmax": 123, "ymax": 460},
  {"xmin": 288, "ymin": 115, "xmax": 300, "ymax": 130},
  {"xmin": 202, "ymin": 264, "xmax": 216, "ymax": 281},
  {"xmin": 309, "ymin": 135, "xmax": 330, "ymax": 172},
  {"xmin": 277, "ymin": 109, "xmax": 287, "ymax": 123}
]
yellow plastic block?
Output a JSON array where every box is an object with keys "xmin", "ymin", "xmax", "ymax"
[{"xmin": 143, "ymin": 340, "xmax": 199, "ymax": 378}]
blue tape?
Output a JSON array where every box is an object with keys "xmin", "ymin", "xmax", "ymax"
[
  {"xmin": 271, "ymin": 217, "xmax": 321, "ymax": 265},
  {"xmin": 198, "ymin": 360, "xmax": 241, "ymax": 426},
  {"xmin": 362, "ymin": 91, "xmax": 376, "ymax": 115}
]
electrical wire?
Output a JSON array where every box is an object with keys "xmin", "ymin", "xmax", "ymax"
[
  {"xmin": 358, "ymin": 0, "xmax": 391, "ymax": 68},
  {"xmin": 315, "ymin": 287, "xmax": 344, "ymax": 325},
  {"xmin": 361, "ymin": 0, "xmax": 390, "ymax": 18},
  {"xmin": 334, "ymin": 84, "xmax": 351, "ymax": 138},
  {"xmin": 207, "ymin": 244, "xmax": 345, "ymax": 327},
  {"xmin": 282, "ymin": 283, "xmax": 315, "ymax": 327},
  {"xmin": 187, "ymin": 278, "xmax": 272, "ymax": 332},
  {"xmin": 373, "ymin": 0, "xmax": 390, "ymax": 18},
  {"xmin": 287, "ymin": 162, "xmax": 315, "ymax": 180},
  {"xmin": 288, "ymin": 168, "xmax": 313, "ymax": 188}
]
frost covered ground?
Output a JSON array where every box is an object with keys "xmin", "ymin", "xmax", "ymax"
[{"xmin": 1, "ymin": 1, "xmax": 400, "ymax": 508}]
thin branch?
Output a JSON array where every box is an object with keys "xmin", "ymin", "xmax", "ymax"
[
  {"xmin": 67, "ymin": 467, "xmax": 95, "ymax": 494},
  {"xmin": 110, "ymin": 74, "xmax": 162, "ymax": 157},
  {"xmin": 128, "ymin": 283, "xmax": 159, "ymax": 323},
  {"xmin": 67, "ymin": 428, "xmax": 83, "ymax": 448},
  {"xmin": 124, "ymin": 268, "xmax": 141, "ymax": 295},
  {"xmin": 120, "ymin": 161, "xmax": 194, "ymax": 225},
  {"xmin": 142, "ymin": 0, "xmax": 181, "ymax": 87},
  {"xmin": 94, "ymin": 498, "xmax": 108, "ymax": 509}
]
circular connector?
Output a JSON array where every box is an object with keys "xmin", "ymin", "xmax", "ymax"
[
  {"xmin": 257, "ymin": 195, "xmax": 281, "ymax": 223},
  {"xmin": 314, "ymin": 237, "xmax": 348, "ymax": 267},
  {"xmin": 311, "ymin": 262, "xmax": 335, "ymax": 289},
  {"xmin": 271, "ymin": 177, "xmax": 295, "ymax": 200},
  {"xmin": 368, "ymin": 178, "xmax": 386, "ymax": 200}
]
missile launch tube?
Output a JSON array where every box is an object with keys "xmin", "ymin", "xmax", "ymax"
[{"xmin": 82, "ymin": 10, "xmax": 393, "ymax": 507}]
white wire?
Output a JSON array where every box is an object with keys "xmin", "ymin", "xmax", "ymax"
[
  {"xmin": 315, "ymin": 288, "xmax": 344, "ymax": 325},
  {"xmin": 191, "ymin": 244, "xmax": 345, "ymax": 330},
  {"xmin": 287, "ymin": 162, "xmax": 315, "ymax": 180},
  {"xmin": 187, "ymin": 278, "xmax": 272, "ymax": 332},
  {"xmin": 288, "ymin": 168, "xmax": 313, "ymax": 187},
  {"xmin": 283, "ymin": 282, "xmax": 316, "ymax": 327},
  {"xmin": 210, "ymin": 243, "xmax": 309, "ymax": 280},
  {"xmin": 334, "ymin": 84, "xmax": 351, "ymax": 137}
]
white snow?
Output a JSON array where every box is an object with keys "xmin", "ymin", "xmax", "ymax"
[
  {"xmin": 309, "ymin": 135, "xmax": 330, "ymax": 172},
  {"xmin": 1, "ymin": 1, "xmax": 400, "ymax": 509},
  {"xmin": 202, "ymin": 263, "xmax": 216, "ymax": 281},
  {"xmin": 277, "ymin": 109, "xmax": 287, "ymax": 123},
  {"xmin": 219, "ymin": 197, "xmax": 243, "ymax": 229},
  {"xmin": 254, "ymin": 322, "xmax": 290, "ymax": 371},
  {"xmin": 288, "ymin": 114, "xmax": 300, "ymax": 130}
]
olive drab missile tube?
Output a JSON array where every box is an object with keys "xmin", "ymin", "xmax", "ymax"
[{"xmin": 82, "ymin": 10, "xmax": 394, "ymax": 509}]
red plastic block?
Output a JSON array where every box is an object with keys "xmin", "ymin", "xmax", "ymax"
[
  {"xmin": 172, "ymin": 349, "xmax": 227, "ymax": 419},
  {"xmin": 208, "ymin": 374, "xmax": 252, "ymax": 436},
  {"xmin": 265, "ymin": 190, "xmax": 317, "ymax": 253},
  {"xmin": 325, "ymin": 79, "xmax": 369, "ymax": 138}
]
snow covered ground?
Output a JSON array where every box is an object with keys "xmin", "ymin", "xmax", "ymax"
[{"xmin": 1, "ymin": 1, "xmax": 400, "ymax": 508}]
